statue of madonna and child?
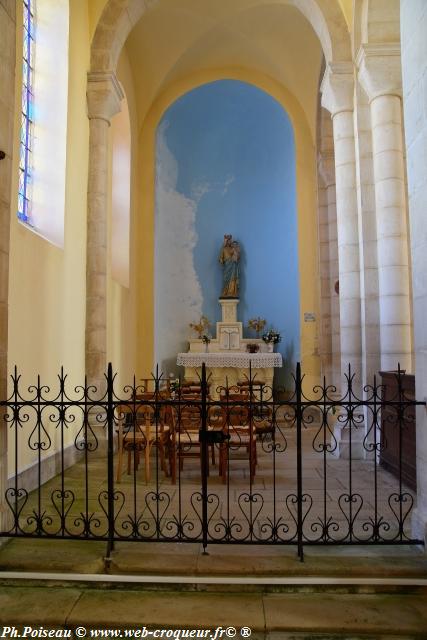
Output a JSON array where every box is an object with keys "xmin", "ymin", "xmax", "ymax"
[{"xmin": 218, "ymin": 234, "xmax": 240, "ymax": 298}]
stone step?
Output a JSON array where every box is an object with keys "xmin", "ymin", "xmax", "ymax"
[
  {"xmin": 0, "ymin": 583, "xmax": 427, "ymax": 637},
  {"xmin": 1, "ymin": 538, "xmax": 427, "ymax": 585}
]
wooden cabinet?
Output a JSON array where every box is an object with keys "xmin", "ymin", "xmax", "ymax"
[{"xmin": 379, "ymin": 371, "xmax": 417, "ymax": 491}]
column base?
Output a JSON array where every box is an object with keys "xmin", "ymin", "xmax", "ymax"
[
  {"xmin": 332, "ymin": 423, "xmax": 365, "ymax": 459},
  {"xmin": 411, "ymin": 507, "xmax": 427, "ymax": 547}
]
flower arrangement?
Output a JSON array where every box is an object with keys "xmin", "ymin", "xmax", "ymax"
[
  {"xmin": 201, "ymin": 334, "xmax": 211, "ymax": 344},
  {"xmin": 189, "ymin": 315, "xmax": 211, "ymax": 339},
  {"xmin": 247, "ymin": 317, "xmax": 266, "ymax": 337},
  {"xmin": 169, "ymin": 378, "xmax": 180, "ymax": 393},
  {"xmin": 262, "ymin": 329, "xmax": 282, "ymax": 344}
]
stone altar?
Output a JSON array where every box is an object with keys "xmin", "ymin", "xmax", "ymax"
[{"xmin": 178, "ymin": 298, "xmax": 282, "ymax": 397}]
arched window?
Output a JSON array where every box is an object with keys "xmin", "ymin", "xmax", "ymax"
[
  {"xmin": 17, "ymin": 0, "xmax": 36, "ymax": 224},
  {"xmin": 17, "ymin": 0, "xmax": 69, "ymax": 247}
]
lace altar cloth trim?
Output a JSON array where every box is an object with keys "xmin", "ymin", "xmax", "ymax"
[{"xmin": 177, "ymin": 352, "xmax": 282, "ymax": 368}]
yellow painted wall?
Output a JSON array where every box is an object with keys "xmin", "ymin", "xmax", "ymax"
[
  {"xmin": 107, "ymin": 49, "xmax": 139, "ymax": 390},
  {"xmin": 8, "ymin": 0, "xmax": 90, "ymax": 472},
  {"xmin": 136, "ymin": 68, "xmax": 320, "ymax": 389}
]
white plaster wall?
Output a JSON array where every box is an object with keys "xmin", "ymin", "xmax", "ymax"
[
  {"xmin": 401, "ymin": 0, "xmax": 427, "ymax": 539},
  {"xmin": 154, "ymin": 122, "xmax": 202, "ymax": 376}
]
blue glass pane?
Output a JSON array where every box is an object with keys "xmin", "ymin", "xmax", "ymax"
[
  {"xmin": 22, "ymin": 60, "xmax": 28, "ymax": 83},
  {"xmin": 23, "ymin": 37, "xmax": 29, "ymax": 62},
  {"xmin": 28, "ymin": 128, "xmax": 33, "ymax": 152},
  {"xmin": 28, "ymin": 41, "xmax": 34, "ymax": 67},
  {"xmin": 19, "ymin": 0, "xmax": 36, "ymax": 225},
  {"xmin": 27, "ymin": 99, "xmax": 34, "ymax": 122},
  {"xmin": 19, "ymin": 150, "xmax": 26, "ymax": 170}
]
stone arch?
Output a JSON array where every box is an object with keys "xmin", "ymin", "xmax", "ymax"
[
  {"xmin": 134, "ymin": 67, "xmax": 320, "ymax": 386},
  {"xmin": 85, "ymin": 0, "xmax": 352, "ymax": 388},
  {"xmin": 90, "ymin": 0, "xmax": 352, "ymax": 74}
]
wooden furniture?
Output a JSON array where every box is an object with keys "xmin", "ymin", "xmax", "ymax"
[
  {"xmin": 115, "ymin": 394, "xmax": 175, "ymax": 484},
  {"xmin": 237, "ymin": 379, "xmax": 273, "ymax": 437},
  {"xmin": 218, "ymin": 394, "xmax": 257, "ymax": 483},
  {"xmin": 379, "ymin": 371, "xmax": 417, "ymax": 490},
  {"xmin": 174, "ymin": 401, "xmax": 216, "ymax": 476}
]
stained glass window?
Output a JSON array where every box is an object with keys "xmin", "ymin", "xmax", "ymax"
[{"xmin": 18, "ymin": 0, "xmax": 36, "ymax": 223}]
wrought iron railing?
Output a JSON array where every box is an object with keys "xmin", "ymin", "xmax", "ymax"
[{"xmin": 0, "ymin": 363, "xmax": 424, "ymax": 560}]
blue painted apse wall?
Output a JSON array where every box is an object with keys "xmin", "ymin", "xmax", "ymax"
[{"xmin": 155, "ymin": 80, "xmax": 299, "ymax": 386}]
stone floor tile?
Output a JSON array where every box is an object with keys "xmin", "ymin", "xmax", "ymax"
[
  {"xmin": 67, "ymin": 591, "xmax": 265, "ymax": 629},
  {"xmin": 263, "ymin": 593, "xmax": 427, "ymax": 634},
  {"xmin": 0, "ymin": 586, "xmax": 82, "ymax": 625},
  {"xmin": 0, "ymin": 538, "xmax": 105, "ymax": 573}
]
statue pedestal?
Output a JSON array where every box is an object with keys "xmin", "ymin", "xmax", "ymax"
[
  {"xmin": 219, "ymin": 298, "xmax": 239, "ymax": 323},
  {"xmin": 187, "ymin": 297, "xmax": 267, "ymax": 353},
  {"xmin": 217, "ymin": 298, "xmax": 242, "ymax": 350}
]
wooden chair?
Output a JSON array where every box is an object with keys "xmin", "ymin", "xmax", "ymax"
[
  {"xmin": 218, "ymin": 394, "xmax": 257, "ymax": 483},
  {"xmin": 237, "ymin": 380, "xmax": 274, "ymax": 438},
  {"xmin": 173, "ymin": 398, "xmax": 216, "ymax": 477},
  {"xmin": 116, "ymin": 394, "xmax": 175, "ymax": 484}
]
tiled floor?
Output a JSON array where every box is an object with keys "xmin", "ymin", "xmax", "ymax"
[{"xmin": 12, "ymin": 422, "xmax": 417, "ymax": 546}]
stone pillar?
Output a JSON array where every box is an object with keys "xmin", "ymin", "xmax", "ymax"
[
  {"xmin": 321, "ymin": 65, "xmax": 363, "ymax": 381},
  {"xmin": 400, "ymin": 0, "xmax": 427, "ymax": 543},
  {"xmin": 316, "ymin": 171, "xmax": 331, "ymax": 378},
  {"xmin": 318, "ymin": 152, "xmax": 340, "ymax": 389},
  {"xmin": 358, "ymin": 44, "xmax": 412, "ymax": 372},
  {"xmin": 86, "ymin": 72, "xmax": 123, "ymax": 393},
  {"xmin": 353, "ymin": 81, "xmax": 380, "ymax": 390},
  {"xmin": 0, "ymin": 0, "xmax": 16, "ymax": 533},
  {"xmin": 321, "ymin": 65, "xmax": 364, "ymax": 458}
]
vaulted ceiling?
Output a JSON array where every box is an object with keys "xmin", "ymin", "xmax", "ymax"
[{"xmin": 123, "ymin": 0, "xmax": 325, "ymax": 139}]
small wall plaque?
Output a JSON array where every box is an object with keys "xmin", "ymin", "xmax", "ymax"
[{"xmin": 304, "ymin": 312, "xmax": 316, "ymax": 322}]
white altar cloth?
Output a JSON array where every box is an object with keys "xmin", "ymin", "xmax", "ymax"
[{"xmin": 177, "ymin": 352, "xmax": 282, "ymax": 368}]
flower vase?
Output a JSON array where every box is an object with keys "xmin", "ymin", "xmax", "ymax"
[
  {"xmin": 266, "ymin": 343, "xmax": 274, "ymax": 353},
  {"xmin": 204, "ymin": 343, "xmax": 209, "ymax": 353}
]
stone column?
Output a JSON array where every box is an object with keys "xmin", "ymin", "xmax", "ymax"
[
  {"xmin": 318, "ymin": 152, "xmax": 340, "ymax": 389},
  {"xmin": 401, "ymin": 0, "xmax": 427, "ymax": 543},
  {"xmin": 358, "ymin": 44, "xmax": 412, "ymax": 372},
  {"xmin": 316, "ymin": 170, "xmax": 331, "ymax": 378},
  {"xmin": 321, "ymin": 65, "xmax": 363, "ymax": 382},
  {"xmin": 353, "ymin": 81, "xmax": 380, "ymax": 389},
  {"xmin": 86, "ymin": 72, "xmax": 123, "ymax": 394},
  {"xmin": 321, "ymin": 65, "xmax": 364, "ymax": 458}
]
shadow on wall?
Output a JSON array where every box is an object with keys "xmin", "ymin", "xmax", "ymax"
[
  {"xmin": 275, "ymin": 341, "xmax": 295, "ymax": 392},
  {"xmin": 237, "ymin": 244, "xmax": 247, "ymax": 320},
  {"xmin": 161, "ymin": 354, "xmax": 185, "ymax": 380}
]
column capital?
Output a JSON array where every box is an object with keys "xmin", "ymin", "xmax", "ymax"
[
  {"xmin": 356, "ymin": 43, "xmax": 402, "ymax": 102},
  {"xmin": 317, "ymin": 152, "xmax": 335, "ymax": 187},
  {"xmin": 321, "ymin": 62, "xmax": 354, "ymax": 116},
  {"xmin": 87, "ymin": 72, "xmax": 124, "ymax": 122}
]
